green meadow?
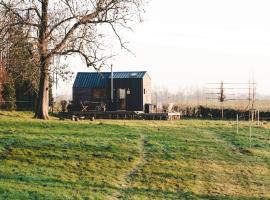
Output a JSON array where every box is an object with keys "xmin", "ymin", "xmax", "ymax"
[{"xmin": 0, "ymin": 112, "xmax": 269, "ymax": 200}]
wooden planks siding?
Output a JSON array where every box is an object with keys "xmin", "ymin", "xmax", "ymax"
[{"xmin": 143, "ymin": 73, "xmax": 152, "ymax": 108}]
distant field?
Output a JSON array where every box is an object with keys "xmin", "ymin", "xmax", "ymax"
[
  {"xmin": 176, "ymin": 99, "xmax": 270, "ymax": 111},
  {"xmin": 0, "ymin": 112, "xmax": 269, "ymax": 200}
]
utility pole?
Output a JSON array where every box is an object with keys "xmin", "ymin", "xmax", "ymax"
[
  {"xmin": 111, "ymin": 64, "xmax": 113, "ymax": 104},
  {"xmin": 219, "ymin": 81, "xmax": 225, "ymax": 120},
  {"xmin": 249, "ymin": 120, "xmax": 252, "ymax": 149},
  {"xmin": 251, "ymin": 78, "xmax": 256, "ymax": 122},
  {"xmin": 248, "ymin": 79, "xmax": 251, "ymax": 118},
  {"xmin": 155, "ymin": 92, "xmax": 158, "ymax": 113},
  {"xmin": 257, "ymin": 110, "xmax": 260, "ymax": 126},
  {"xmin": 236, "ymin": 114, "xmax": 239, "ymax": 134}
]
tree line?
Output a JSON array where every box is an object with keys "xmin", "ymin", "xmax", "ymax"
[{"xmin": 0, "ymin": 19, "xmax": 39, "ymax": 111}]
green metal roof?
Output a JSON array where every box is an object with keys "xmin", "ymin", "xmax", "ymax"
[{"xmin": 73, "ymin": 71, "xmax": 147, "ymax": 88}]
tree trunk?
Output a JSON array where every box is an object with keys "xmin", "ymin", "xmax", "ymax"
[
  {"xmin": 34, "ymin": 58, "xmax": 50, "ymax": 119},
  {"xmin": 34, "ymin": 0, "xmax": 50, "ymax": 120}
]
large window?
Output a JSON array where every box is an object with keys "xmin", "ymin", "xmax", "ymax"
[{"xmin": 92, "ymin": 88, "xmax": 106, "ymax": 99}]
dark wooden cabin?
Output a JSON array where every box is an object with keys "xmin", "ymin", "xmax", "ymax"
[{"xmin": 73, "ymin": 71, "xmax": 151, "ymax": 111}]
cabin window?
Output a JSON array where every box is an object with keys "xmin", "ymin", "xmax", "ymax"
[
  {"xmin": 74, "ymin": 89, "xmax": 91, "ymax": 102},
  {"xmin": 144, "ymin": 89, "xmax": 146, "ymax": 94},
  {"xmin": 92, "ymin": 88, "xmax": 106, "ymax": 99}
]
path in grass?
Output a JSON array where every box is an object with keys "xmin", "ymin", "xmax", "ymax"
[
  {"xmin": 123, "ymin": 134, "xmax": 146, "ymax": 187},
  {"xmin": 115, "ymin": 121, "xmax": 270, "ymax": 199},
  {"xmin": 0, "ymin": 112, "xmax": 269, "ymax": 200},
  {"xmin": 114, "ymin": 130, "xmax": 148, "ymax": 199}
]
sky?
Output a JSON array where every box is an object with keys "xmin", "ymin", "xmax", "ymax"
[{"xmin": 59, "ymin": 0, "xmax": 270, "ymax": 97}]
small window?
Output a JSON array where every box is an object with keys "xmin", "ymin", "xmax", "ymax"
[
  {"xmin": 92, "ymin": 88, "xmax": 106, "ymax": 99},
  {"xmin": 130, "ymin": 73, "xmax": 137, "ymax": 77},
  {"xmin": 144, "ymin": 89, "xmax": 146, "ymax": 94}
]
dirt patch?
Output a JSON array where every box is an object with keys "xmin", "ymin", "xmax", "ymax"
[
  {"xmin": 0, "ymin": 146, "xmax": 13, "ymax": 160},
  {"xmin": 232, "ymin": 147, "xmax": 252, "ymax": 155},
  {"xmin": 0, "ymin": 129, "xmax": 16, "ymax": 135}
]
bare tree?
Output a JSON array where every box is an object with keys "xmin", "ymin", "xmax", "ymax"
[{"xmin": 0, "ymin": 0, "xmax": 143, "ymax": 119}]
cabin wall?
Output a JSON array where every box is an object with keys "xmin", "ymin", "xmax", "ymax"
[
  {"xmin": 109, "ymin": 78, "xmax": 143, "ymax": 111},
  {"xmin": 143, "ymin": 73, "xmax": 152, "ymax": 108}
]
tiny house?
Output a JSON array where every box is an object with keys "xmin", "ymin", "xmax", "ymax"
[{"xmin": 73, "ymin": 71, "xmax": 151, "ymax": 111}]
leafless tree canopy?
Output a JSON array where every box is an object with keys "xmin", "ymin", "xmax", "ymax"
[
  {"xmin": 0, "ymin": 0, "xmax": 143, "ymax": 69},
  {"xmin": 0, "ymin": 0, "xmax": 144, "ymax": 119}
]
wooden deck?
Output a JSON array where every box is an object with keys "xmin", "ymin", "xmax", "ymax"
[
  {"xmin": 60, "ymin": 111, "xmax": 181, "ymax": 120},
  {"xmin": 143, "ymin": 112, "xmax": 181, "ymax": 120}
]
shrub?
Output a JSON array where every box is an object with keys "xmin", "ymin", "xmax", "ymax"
[{"xmin": 2, "ymin": 80, "xmax": 16, "ymax": 110}]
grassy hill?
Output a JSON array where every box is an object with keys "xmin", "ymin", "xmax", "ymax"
[{"xmin": 0, "ymin": 112, "xmax": 269, "ymax": 200}]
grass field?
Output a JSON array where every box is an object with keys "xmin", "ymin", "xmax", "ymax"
[{"xmin": 0, "ymin": 112, "xmax": 269, "ymax": 200}]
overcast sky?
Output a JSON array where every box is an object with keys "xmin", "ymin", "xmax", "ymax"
[{"xmin": 60, "ymin": 0, "xmax": 270, "ymax": 97}]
